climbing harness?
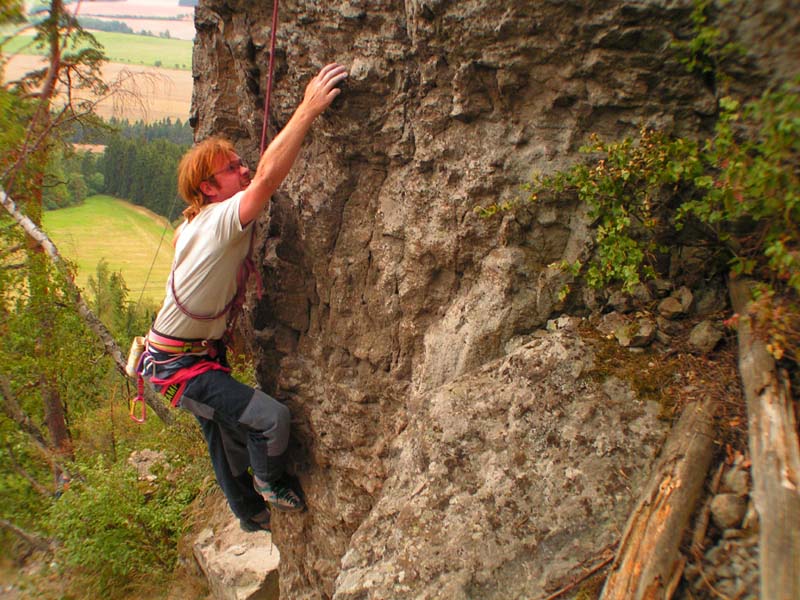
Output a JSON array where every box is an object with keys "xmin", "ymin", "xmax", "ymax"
[{"xmin": 127, "ymin": 0, "xmax": 279, "ymax": 422}]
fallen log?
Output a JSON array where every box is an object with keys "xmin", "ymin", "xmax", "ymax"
[
  {"xmin": 729, "ymin": 278, "xmax": 800, "ymax": 600},
  {"xmin": 600, "ymin": 396, "xmax": 718, "ymax": 600}
]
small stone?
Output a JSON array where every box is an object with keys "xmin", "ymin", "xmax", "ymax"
[
  {"xmin": 695, "ymin": 284, "xmax": 728, "ymax": 315},
  {"xmin": 723, "ymin": 466, "xmax": 750, "ymax": 496},
  {"xmin": 597, "ymin": 311, "xmax": 629, "ymax": 336},
  {"xmin": 741, "ymin": 500, "xmax": 759, "ymax": 532},
  {"xmin": 630, "ymin": 318, "xmax": 657, "ymax": 347},
  {"xmin": 631, "ymin": 283, "xmax": 654, "ymax": 304},
  {"xmin": 607, "ymin": 290, "xmax": 633, "ymax": 313},
  {"xmin": 649, "ymin": 278, "xmax": 673, "ymax": 297},
  {"xmin": 711, "ymin": 493, "xmax": 748, "ymax": 529},
  {"xmin": 656, "ymin": 315, "xmax": 680, "ymax": 334},
  {"xmin": 655, "ymin": 330, "xmax": 672, "ymax": 345},
  {"xmin": 658, "ymin": 296, "xmax": 684, "ymax": 319},
  {"xmin": 688, "ymin": 320, "xmax": 725, "ymax": 354},
  {"xmin": 675, "ymin": 286, "xmax": 694, "ymax": 312}
]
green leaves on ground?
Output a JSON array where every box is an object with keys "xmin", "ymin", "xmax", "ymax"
[{"xmin": 523, "ymin": 80, "xmax": 800, "ymax": 362}]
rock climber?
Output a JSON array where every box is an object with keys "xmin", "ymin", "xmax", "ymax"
[{"xmin": 142, "ymin": 62, "xmax": 348, "ymax": 532}]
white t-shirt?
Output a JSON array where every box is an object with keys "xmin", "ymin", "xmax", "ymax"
[{"xmin": 153, "ymin": 191, "xmax": 252, "ymax": 340}]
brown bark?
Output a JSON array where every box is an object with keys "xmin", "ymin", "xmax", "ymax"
[
  {"xmin": 729, "ymin": 278, "xmax": 800, "ymax": 600},
  {"xmin": 0, "ymin": 188, "xmax": 173, "ymax": 424},
  {"xmin": 600, "ymin": 396, "xmax": 718, "ymax": 600},
  {"xmin": 0, "ymin": 518, "xmax": 53, "ymax": 553}
]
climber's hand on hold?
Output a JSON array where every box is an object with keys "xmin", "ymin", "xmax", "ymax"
[
  {"xmin": 238, "ymin": 62, "xmax": 349, "ymax": 226},
  {"xmin": 301, "ymin": 63, "xmax": 348, "ymax": 118}
]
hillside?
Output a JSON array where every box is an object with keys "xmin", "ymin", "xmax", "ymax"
[{"xmin": 42, "ymin": 195, "xmax": 174, "ymax": 304}]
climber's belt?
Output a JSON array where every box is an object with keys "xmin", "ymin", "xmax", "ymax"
[{"xmin": 147, "ymin": 329, "xmax": 218, "ymax": 356}]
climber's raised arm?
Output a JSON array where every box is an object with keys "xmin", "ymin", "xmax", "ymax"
[{"xmin": 238, "ymin": 62, "xmax": 348, "ymax": 226}]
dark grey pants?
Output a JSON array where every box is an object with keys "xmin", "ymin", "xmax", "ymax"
[{"xmin": 180, "ymin": 369, "xmax": 291, "ymax": 520}]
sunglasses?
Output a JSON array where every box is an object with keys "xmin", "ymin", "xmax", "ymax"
[{"xmin": 206, "ymin": 158, "xmax": 247, "ymax": 181}]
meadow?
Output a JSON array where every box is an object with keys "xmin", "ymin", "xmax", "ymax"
[
  {"xmin": 43, "ymin": 195, "xmax": 175, "ymax": 304},
  {"xmin": 4, "ymin": 31, "xmax": 193, "ymax": 70}
]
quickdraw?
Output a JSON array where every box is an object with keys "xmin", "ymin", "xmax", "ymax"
[{"xmin": 129, "ymin": 375, "xmax": 147, "ymax": 423}]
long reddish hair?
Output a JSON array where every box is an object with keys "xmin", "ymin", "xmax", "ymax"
[{"xmin": 177, "ymin": 137, "xmax": 236, "ymax": 221}]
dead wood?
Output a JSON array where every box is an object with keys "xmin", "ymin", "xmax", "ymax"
[
  {"xmin": 0, "ymin": 188, "xmax": 173, "ymax": 425},
  {"xmin": 0, "ymin": 518, "xmax": 53, "ymax": 553},
  {"xmin": 729, "ymin": 278, "xmax": 800, "ymax": 599},
  {"xmin": 600, "ymin": 396, "xmax": 718, "ymax": 600}
]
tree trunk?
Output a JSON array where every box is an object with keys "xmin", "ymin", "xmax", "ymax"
[
  {"xmin": 0, "ymin": 188, "xmax": 173, "ymax": 425},
  {"xmin": 600, "ymin": 396, "xmax": 718, "ymax": 600},
  {"xmin": 729, "ymin": 278, "xmax": 800, "ymax": 600}
]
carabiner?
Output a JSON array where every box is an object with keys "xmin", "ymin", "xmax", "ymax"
[{"xmin": 129, "ymin": 376, "xmax": 147, "ymax": 424}]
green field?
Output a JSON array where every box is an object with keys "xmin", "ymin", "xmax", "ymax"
[
  {"xmin": 4, "ymin": 31, "xmax": 192, "ymax": 70},
  {"xmin": 43, "ymin": 195, "xmax": 175, "ymax": 304}
]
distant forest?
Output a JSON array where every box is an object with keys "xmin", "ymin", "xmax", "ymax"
[{"xmin": 52, "ymin": 118, "xmax": 193, "ymax": 221}]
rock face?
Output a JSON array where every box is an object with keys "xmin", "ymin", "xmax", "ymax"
[{"xmin": 188, "ymin": 1, "xmax": 800, "ymax": 597}]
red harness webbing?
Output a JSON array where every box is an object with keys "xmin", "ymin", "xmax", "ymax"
[{"xmin": 149, "ymin": 360, "xmax": 231, "ymax": 407}]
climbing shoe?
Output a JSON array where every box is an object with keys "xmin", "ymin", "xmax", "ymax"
[
  {"xmin": 253, "ymin": 476, "xmax": 305, "ymax": 512},
  {"xmin": 240, "ymin": 509, "xmax": 271, "ymax": 533}
]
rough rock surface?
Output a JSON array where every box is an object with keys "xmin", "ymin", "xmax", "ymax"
[
  {"xmin": 335, "ymin": 331, "xmax": 667, "ymax": 599},
  {"xmin": 188, "ymin": 0, "xmax": 800, "ymax": 597},
  {"xmin": 193, "ymin": 494, "xmax": 280, "ymax": 600}
]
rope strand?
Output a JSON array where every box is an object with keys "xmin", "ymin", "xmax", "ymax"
[{"xmin": 259, "ymin": 0, "xmax": 280, "ymax": 154}]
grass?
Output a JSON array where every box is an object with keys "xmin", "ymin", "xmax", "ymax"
[
  {"xmin": 3, "ymin": 30, "xmax": 192, "ymax": 70},
  {"xmin": 43, "ymin": 195, "xmax": 174, "ymax": 304}
]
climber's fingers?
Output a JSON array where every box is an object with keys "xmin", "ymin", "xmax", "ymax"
[{"xmin": 303, "ymin": 63, "xmax": 348, "ymax": 115}]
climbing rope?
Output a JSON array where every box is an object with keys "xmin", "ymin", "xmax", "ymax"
[
  {"xmin": 135, "ymin": 192, "xmax": 181, "ymax": 311},
  {"xmin": 259, "ymin": 0, "xmax": 280, "ymax": 154}
]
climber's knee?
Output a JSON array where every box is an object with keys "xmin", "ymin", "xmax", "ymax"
[{"xmin": 237, "ymin": 389, "xmax": 290, "ymax": 456}]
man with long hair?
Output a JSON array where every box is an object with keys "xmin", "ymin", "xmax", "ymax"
[{"xmin": 144, "ymin": 63, "xmax": 348, "ymax": 531}]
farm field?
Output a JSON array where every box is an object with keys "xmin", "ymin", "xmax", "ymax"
[
  {"xmin": 43, "ymin": 195, "xmax": 175, "ymax": 304},
  {"xmin": 3, "ymin": 55, "xmax": 192, "ymax": 123},
  {"xmin": 3, "ymin": 31, "xmax": 193, "ymax": 70}
]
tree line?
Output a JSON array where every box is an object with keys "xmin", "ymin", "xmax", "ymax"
[{"xmin": 48, "ymin": 117, "xmax": 193, "ymax": 220}]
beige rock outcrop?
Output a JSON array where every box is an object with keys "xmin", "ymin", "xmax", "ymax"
[{"xmin": 187, "ymin": 0, "xmax": 800, "ymax": 597}]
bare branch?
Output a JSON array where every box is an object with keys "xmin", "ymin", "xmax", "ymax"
[
  {"xmin": 0, "ymin": 518, "xmax": 53, "ymax": 553},
  {"xmin": 0, "ymin": 371, "xmax": 53, "ymax": 455},
  {"xmin": 5, "ymin": 443, "xmax": 53, "ymax": 497}
]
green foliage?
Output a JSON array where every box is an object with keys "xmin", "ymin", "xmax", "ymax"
[
  {"xmin": 522, "ymin": 81, "xmax": 800, "ymax": 361},
  {"xmin": 88, "ymin": 259, "xmax": 155, "ymax": 348},
  {"xmin": 101, "ymin": 135, "xmax": 187, "ymax": 220},
  {"xmin": 528, "ymin": 128, "xmax": 702, "ymax": 292},
  {"xmin": 45, "ymin": 446, "xmax": 202, "ymax": 597},
  {"xmin": 670, "ymin": 0, "xmax": 742, "ymax": 81}
]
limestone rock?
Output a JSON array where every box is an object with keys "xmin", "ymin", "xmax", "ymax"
[
  {"xmin": 597, "ymin": 311, "xmax": 629, "ymax": 337},
  {"xmin": 607, "ymin": 289, "xmax": 633, "ymax": 313},
  {"xmin": 333, "ymin": 332, "xmax": 667, "ymax": 599},
  {"xmin": 711, "ymin": 493, "xmax": 748, "ymax": 530},
  {"xmin": 193, "ymin": 496, "xmax": 280, "ymax": 600},
  {"xmin": 187, "ymin": 0, "xmax": 800, "ymax": 597},
  {"xmin": 723, "ymin": 465, "xmax": 750, "ymax": 496},
  {"xmin": 675, "ymin": 286, "xmax": 694, "ymax": 312},
  {"xmin": 615, "ymin": 317, "xmax": 656, "ymax": 348},
  {"xmin": 658, "ymin": 296, "xmax": 685, "ymax": 320},
  {"xmin": 128, "ymin": 449, "xmax": 167, "ymax": 483},
  {"xmin": 689, "ymin": 320, "xmax": 725, "ymax": 354}
]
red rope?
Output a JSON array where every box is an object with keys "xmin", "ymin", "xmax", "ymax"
[{"xmin": 259, "ymin": 0, "xmax": 280, "ymax": 155}]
